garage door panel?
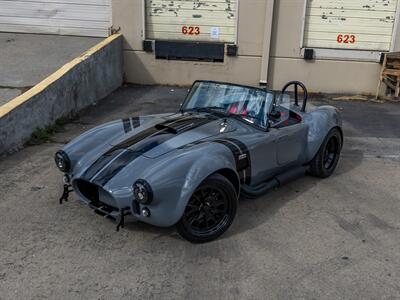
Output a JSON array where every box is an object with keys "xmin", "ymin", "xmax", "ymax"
[
  {"xmin": 305, "ymin": 31, "xmax": 391, "ymax": 43},
  {"xmin": 304, "ymin": 0, "xmax": 399, "ymax": 51},
  {"xmin": 306, "ymin": 16, "xmax": 394, "ymax": 28},
  {"xmin": 0, "ymin": 16, "xmax": 109, "ymax": 30},
  {"xmin": 147, "ymin": 0, "xmax": 237, "ymax": 12},
  {"xmin": 305, "ymin": 22, "xmax": 393, "ymax": 35},
  {"xmin": 146, "ymin": 0, "xmax": 237, "ymax": 43},
  {"xmin": 0, "ymin": 2, "xmax": 110, "ymax": 21},
  {"xmin": 146, "ymin": 9, "xmax": 235, "ymax": 20},
  {"xmin": 307, "ymin": 7, "xmax": 396, "ymax": 20},
  {"xmin": 0, "ymin": 0, "xmax": 110, "ymax": 5},
  {"xmin": 307, "ymin": 0, "xmax": 397, "ymax": 11},
  {"xmin": 0, "ymin": 0, "xmax": 110, "ymax": 37},
  {"xmin": 0, "ymin": 23, "xmax": 108, "ymax": 37},
  {"xmin": 306, "ymin": 39, "xmax": 390, "ymax": 51},
  {"xmin": 147, "ymin": 15, "xmax": 236, "ymax": 27}
]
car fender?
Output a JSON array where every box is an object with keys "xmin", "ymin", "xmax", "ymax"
[
  {"xmin": 303, "ymin": 105, "xmax": 342, "ymax": 161},
  {"xmin": 136, "ymin": 142, "xmax": 239, "ymax": 227}
]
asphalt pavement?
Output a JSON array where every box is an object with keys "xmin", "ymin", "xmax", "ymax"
[
  {"xmin": 0, "ymin": 85, "xmax": 399, "ymax": 299},
  {"xmin": 0, "ymin": 33, "xmax": 101, "ymax": 106}
]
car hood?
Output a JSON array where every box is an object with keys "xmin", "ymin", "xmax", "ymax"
[
  {"xmin": 72, "ymin": 113, "xmax": 237, "ymax": 186},
  {"xmin": 107, "ymin": 113, "xmax": 236, "ymax": 158}
]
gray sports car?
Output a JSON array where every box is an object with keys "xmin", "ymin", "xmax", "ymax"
[{"xmin": 55, "ymin": 80, "xmax": 342, "ymax": 243}]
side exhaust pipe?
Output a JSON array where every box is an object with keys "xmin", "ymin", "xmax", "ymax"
[{"xmin": 241, "ymin": 166, "xmax": 307, "ymax": 198}]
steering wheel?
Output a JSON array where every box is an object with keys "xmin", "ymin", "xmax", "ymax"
[{"xmin": 281, "ymin": 81, "xmax": 308, "ymax": 112}]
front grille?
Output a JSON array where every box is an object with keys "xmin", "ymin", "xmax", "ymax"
[
  {"xmin": 74, "ymin": 179, "xmax": 118, "ymax": 210},
  {"xmin": 75, "ymin": 179, "xmax": 99, "ymax": 202}
]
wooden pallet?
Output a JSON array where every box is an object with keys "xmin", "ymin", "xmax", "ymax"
[{"xmin": 376, "ymin": 52, "xmax": 400, "ymax": 101}]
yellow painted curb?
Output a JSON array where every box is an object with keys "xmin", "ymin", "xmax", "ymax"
[{"xmin": 0, "ymin": 33, "xmax": 122, "ymax": 119}]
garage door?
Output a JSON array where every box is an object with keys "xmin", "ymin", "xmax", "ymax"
[
  {"xmin": 145, "ymin": 0, "xmax": 238, "ymax": 43},
  {"xmin": 304, "ymin": 0, "xmax": 399, "ymax": 51},
  {"xmin": 0, "ymin": 0, "xmax": 111, "ymax": 37}
]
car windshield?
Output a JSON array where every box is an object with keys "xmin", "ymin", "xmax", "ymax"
[{"xmin": 182, "ymin": 81, "xmax": 274, "ymax": 129}]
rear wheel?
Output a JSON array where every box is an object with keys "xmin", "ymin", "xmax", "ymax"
[
  {"xmin": 177, "ymin": 174, "xmax": 237, "ymax": 243},
  {"xmin": 309, "ymin": 128, "xmax": 342, "ymax": 178}
]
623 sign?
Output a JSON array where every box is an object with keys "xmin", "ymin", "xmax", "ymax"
[
  {"xmin": 337, "ymin": 34, "xmax": 356, "ymax": 44},
  {"xmin": 182, "ymin": 26, "xmax": 200, "ymax": 35}
]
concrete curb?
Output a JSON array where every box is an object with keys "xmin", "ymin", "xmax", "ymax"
[{"xmin": 0, "ymin": 34, "xmax": 123, "ymax": 155}]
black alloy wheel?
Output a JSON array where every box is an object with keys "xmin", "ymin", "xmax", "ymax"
[
  {"xmin": 323, "ymin": 136, "xmax": 339, "ymax": 170},
  {"xmin": 309, "ymin": 128, "xmax": 342, "ymax": 178},
  {"xmin": 177, "ymin": 174, "xmax": 237, "ymax": 243}
]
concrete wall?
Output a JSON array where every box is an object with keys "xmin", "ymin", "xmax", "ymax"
[
  {"xmin": 113, "ymin": 0, "xmax": 400, "ymax": 94},
  {"xmin": 0, "ymin": 34, "xmax": 123, "ymax": 155}
]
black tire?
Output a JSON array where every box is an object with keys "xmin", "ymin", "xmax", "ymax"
[
  {"xmin": 309, "ymin": 128, "xmax": 342, "ymax": 178},
  {"xmin": 177, "ymin": 174, "xmax": 238, "ymax": 243}
]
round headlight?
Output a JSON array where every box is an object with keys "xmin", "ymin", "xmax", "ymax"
[
  {"xmin": 54, "ymin": 151, "xmax": 71, "ymax": 173},
  {"xmin": 133, "ymin": 179, "xmax": 153, "ymax": 204}
]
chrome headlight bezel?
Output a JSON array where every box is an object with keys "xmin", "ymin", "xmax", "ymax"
[{"xmin": 133, "ymin": 179, "xmax": 153, "ymax": 204}]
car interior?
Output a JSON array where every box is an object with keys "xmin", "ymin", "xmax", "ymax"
[{"xmin": 269, "ymin": 81, "xmax": 308, "ymax": 129}]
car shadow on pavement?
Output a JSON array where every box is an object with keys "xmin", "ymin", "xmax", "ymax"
[
  {"xmin": 123, "ymin": 220, "xmax": 177, "ymax": 239},
  {"xmin": 223, "ymin": 149, "xmax": 364, "ymax": 240}
]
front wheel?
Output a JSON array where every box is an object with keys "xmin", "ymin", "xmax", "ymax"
[
  {"xmin": 177, "ymin": 174, "xmax": 238, "ymax": 243},
  {"xmin": 309, "ymin": 128, "xmax": 342, "ymax": 178}
]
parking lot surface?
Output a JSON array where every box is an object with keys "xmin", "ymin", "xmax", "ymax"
[
  {"xmin": 0, "ymin": 85, "xmax": 399, "ymax": 299},
  {"xmin": 0, "ymin": 33, "xmax": 101, "ymax": 105}
]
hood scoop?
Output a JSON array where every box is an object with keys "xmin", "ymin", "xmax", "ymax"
[
  {"xmin": 154, "ymin": 123, "xmax": 178, "ymax": 134},
  {"xmin": 154, "ymin": 116, "xmax": 214, "ymax": 135}
]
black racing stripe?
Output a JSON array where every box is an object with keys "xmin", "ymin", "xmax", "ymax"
[
  {"xmin": 81, "ymin": 126, "xmax": 159, "ymax": 182},
  {"xmin": 106, "ymin": 126, "xmax": 160, "ymax": 154},
  {"xmin": 93, "ymin": 132, "xmax": 177, "ymax": 186},
  {"xmin": 106, "ymin": 115, "xmax": 215, "ymax": 154},
  {"xmin": 82, "ymin": 126, "xmax": 160, "ymax": 183},
  {"xmin": 92, "ymin": 150, "xmax": 142, "ymax": 186},
  {"xmin": 131, "ymin": 117, "xmax": 140, "ymax": 128},
  {"xmin": 223, "ymin": 138, "xmax": 252, "ymax": 185},
  {"xmin": 88, "ymin": 127, "xmax": 166, "ymax": 186},
  {"xmin": 84, "ymin": 114, "xmax": 218, "ymax": 186},
  {"xmin": 81, "ymin": 149, "xmax": 124, "ymax": 181},
  {"xmin": 123, "ymin": 117, "xmax": 141, "ymax": 133},
  {"xmin": 213, "ymin": 139, "xmax": 245, "ymax": 184},
  {"xmin": 122, "ymin": 118, "xmax": 132, "ymax": 133}
]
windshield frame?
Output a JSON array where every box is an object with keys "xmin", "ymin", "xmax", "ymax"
[{"xmin": 180, "ymin": 80, "xmax": 274, "ymax": 131}]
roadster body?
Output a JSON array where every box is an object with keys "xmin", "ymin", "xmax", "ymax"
[{"xmin": 55, "ymin": 80, "xmax": 343, "ymax": 242}]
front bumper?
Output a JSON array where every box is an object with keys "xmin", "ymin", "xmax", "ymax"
[
  {"xmin": 59, "ymin": 175, "xmax": 186, "ymax": 228},
  {"xmin": 61, "ymin": 178, "xmax": 138, "ymax": 231}
]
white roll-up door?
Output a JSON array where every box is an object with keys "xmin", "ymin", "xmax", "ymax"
[
  {"xmin": 145, "ymin": 0, "xmax": 238, "ymax": 43},
  {"xmin": 304, "ymin": 0, "xmax": 399, "ymax": 51},
  {"xmin": 0, "ymin": 0, "xmax": 111, "ymax": 37}
]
